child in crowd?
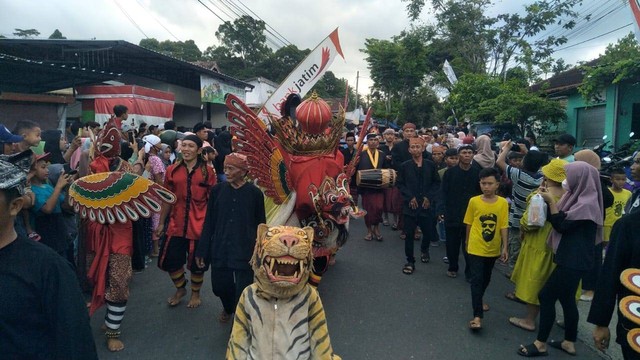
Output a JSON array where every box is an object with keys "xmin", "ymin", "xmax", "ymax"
[
  {"xmin": 464, "ymin": 167, "xmax": 509, "ymax": 330},
  {"xmin": 28, "ymin": 153, "xmax": 74, "ymax": 259},
  {"xmin": 603, "ymin": 168, "xmax": 632, "ymax": 245},
  {"xmin": 13, "ymin": 120, "xmax": 42, "ymax": 241},
  {"xmin": 438, "ymin": 148, "xmax": 459, "ymax": 180}
]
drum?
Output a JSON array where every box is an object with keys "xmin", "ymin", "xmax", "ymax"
[{"xmin": 356, "ymin": 169, "xmax": 397, "ymax": 189}]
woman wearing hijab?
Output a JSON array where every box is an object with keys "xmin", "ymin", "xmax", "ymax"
[
  {"xmin": 473, "ymin": 134, "xmax": 495, "ymax": 169},
  {"xmin": 518, "ymin": 161, "xmax": 603, "ymax": 357},
  {"xmin": 573, "ymin": 149, "xmax": 614, "ymax": 302}
]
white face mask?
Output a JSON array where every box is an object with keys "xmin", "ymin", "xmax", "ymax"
[{"xmin": 561, "ymin": 179, "xmax": 570, "ymax": 192}]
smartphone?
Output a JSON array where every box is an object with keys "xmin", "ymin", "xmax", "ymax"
[
  {"xmin": 66, "ymin": 169, "xmax": 78, "ymax": 176},
  {"xmin": 127, "ymin": 131, "xmax": 134, "ymax": 143}
]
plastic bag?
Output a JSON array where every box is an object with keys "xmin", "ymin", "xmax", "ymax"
[{"xmin": 527, "ymin": 193, "xmax": 547, "ymax": 227}]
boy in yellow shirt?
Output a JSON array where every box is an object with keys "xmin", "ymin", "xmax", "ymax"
[
  {"xmin": 604, "ymin": 168, "xmax": 632, "ymax": 243},
  {"xmin": 464, "ymin": 167, "xmax": 509, "ymax": 330}
]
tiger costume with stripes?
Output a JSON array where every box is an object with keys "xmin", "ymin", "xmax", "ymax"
[{"xmin": 226, "ymin": 224, "xmax": 341, "ymax": 360}]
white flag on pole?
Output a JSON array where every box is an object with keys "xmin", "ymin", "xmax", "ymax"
[
  {"xmin": 258, "ymin": 28, "xmax": 345, "ymax": 121},
  {"xmin": 443, "ymin": 60, "xmax": 458, "ymax": 85},
  {"xmin": 629, "ymin": 0, "xmax": 640, "ymax": 43}
]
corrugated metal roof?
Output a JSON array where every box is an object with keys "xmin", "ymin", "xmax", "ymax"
[{"xmin": 0, "ymin": 39, "xmax": 253, "ymax": 93}]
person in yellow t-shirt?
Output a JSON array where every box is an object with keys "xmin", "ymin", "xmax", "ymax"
[
  {"xmin": 464, "ymin": 167, "xmax": 509, "ymax": 331},
  {"xmin": 604, "ymin": 168, "xmax": 632, "ymax": 243}
]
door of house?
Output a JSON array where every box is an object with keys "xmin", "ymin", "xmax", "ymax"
[
  {"xmin": 631, "ymin": 104, "xmax": 640, "ymax": 139},
  {"xmin": 576, "ymin": 106, "xmax": 606, "ymax": 148}
]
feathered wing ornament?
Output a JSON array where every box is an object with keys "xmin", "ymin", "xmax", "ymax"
[
  {"xmin": 619, "ymin": 268, "xmax": 640, "ymax": 353},
  {"xmin": 68, "ymin": 172, "xmax": 176, "ymax": 224},
  {"xmin": 226, "ymin": 94, "xmax": 293, "ymax": 205}
]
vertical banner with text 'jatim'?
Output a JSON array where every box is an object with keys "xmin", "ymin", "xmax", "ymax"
[{"xmin": 259, "ymin": 28, "xmax": 345, "ymax": 121}]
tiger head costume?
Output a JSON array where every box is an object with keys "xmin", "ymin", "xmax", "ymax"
[{"xmin": 251, "ymin": 224, "xmax": 314, "ymax": 299}]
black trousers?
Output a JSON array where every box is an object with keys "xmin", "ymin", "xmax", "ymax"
[
  {"xmin": 403, "ymin": 213, "xmax": 435, "ymax": 263},
  {"xmin": 582, "ymin": 242, "xmax": 603, "ymax": 291},
  {"xmin": 468, "ymin": 254, "xmax": 498, "ymax": 318},
  {"xmin": 210, "ymin": 267, "xmax": 254, "ymax": 314},
  {"xmin": 537, "ymin": 265, "xmax": 585, "ymax": 343},
  {"xmin": 445, "ymin": 225, "xmax": 470, "ymax": 278},
  {"xmin": 158, "ymin": 236, "xmax": 203, "ymax": 274}
]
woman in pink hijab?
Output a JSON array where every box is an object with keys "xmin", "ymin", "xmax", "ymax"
[
  {"xmin": 473, "ymin": 135, "xmax": 495, "ymax": 169},
  {"xmin": 518, "ymin": 161, "xmax": 603, "ymax": 357}
]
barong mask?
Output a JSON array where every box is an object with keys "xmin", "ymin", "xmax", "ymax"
[
  {"xmin": 251, "ymin": 224, "xmax": 314, "ymax": 299},
  {"xmin": 95, "ymin": 118, "xmax": 121, "ymax": 158}
]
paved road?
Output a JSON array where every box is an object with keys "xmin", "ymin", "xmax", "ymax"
[{"xmin": 91, "ymin": 219, "xmax": 623, "ymax": 359}]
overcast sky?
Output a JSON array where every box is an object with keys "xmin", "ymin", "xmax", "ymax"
[{"xmin": 0, "ymin": 0, "xmax": 635, "ymax": 99}]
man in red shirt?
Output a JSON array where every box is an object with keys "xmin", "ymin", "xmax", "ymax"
[{"xmin": 156, "ymin": 134, "xmax": 216, "ymax": 308}]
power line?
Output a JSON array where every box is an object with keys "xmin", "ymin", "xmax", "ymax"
[
  {"xmin": 553, "ymin": 22, "xmax": 632, "ymax": 52},
  {"xmin": 112, "ymin": 0, "xmax": 149, "ymax": 38},
  {"xmin": 195, "ymin": 0, "xmax": 226, "ymax": 22},
  {"xmin": 217, "ymin": 0, "xmax": 289, "ymax": 47},
  {"xmin": 231, "ymin": 0, "xmax": 292, "ymax": 46},
  {"xmin": 134, "ymin": 0, "xmax": 181, "ymax": 42},
  {"xmin": 205, "ymin": 0, "xmax": 235, "ymax": 21}
]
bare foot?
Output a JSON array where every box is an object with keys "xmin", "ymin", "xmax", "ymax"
[
  {"xmin": 508, "ymin": 317, "xmax": 536, "ymax": 331},
  {"xmin": 168, "ymin": 287, "xmax": 187, "ymax": 307},
  {"xmin": 187, "ymin": 291, "xmax": 201, "ymax": 308},
  {"xmin": 218, "ymin": 311, "xmax": 232, "ymax": 323},
  {"xmin": 107, "ymin": 338, "xmax": 124, "ymax": 352}
]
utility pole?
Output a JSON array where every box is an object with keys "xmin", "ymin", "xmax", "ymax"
[{"xmin": 354, "ymin": 71, "xmax": 359, "ymax": 110}]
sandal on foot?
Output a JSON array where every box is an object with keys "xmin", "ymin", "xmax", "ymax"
[
  {"xmin": 482, "ymin": 303, "xmax": 490, "ymax": 312},
  {"xmin": 391, "ymin": 224, "xmax": 398, "ymax": 230},
  {"xmin": 402, "ymin": 263, "xmax": 415, "ymax": 275},
  {"xmin": 383, "ymin": 220, "xmax": 390, "ymax": 226},
  {"xmin": 364, "ymin": 234, "xmax": 373, "ymax": 241},
  {"xmin": 517, "ymin": 344, "xmax": 548, "ymax": 357},
  {"xmin": 509, "ymin": 317, "xmax": 535, "ymax": 332},
  {"xmin": 446, "ymin": 271, "xmax": 457, "ymax": 278},
  {"xmin": 548, "ymin": 340, "xmax": 576, "ymax": 356},
  {"xmin": 420, "ymin": 253, "xmax": 430, "ymax": 263},
  {"xmin": 376, "ymin": 235, "xmax": 383, "ymax": 242},
  {"xmin": 505, "ymin": 292, "xmax": 526, "ymax": 304},
  {"xmin": 469, "ymin": 319, "xmax": 482, "ymax": 331}
]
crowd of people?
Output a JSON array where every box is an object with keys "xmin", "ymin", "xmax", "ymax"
[{"xmin": 1, "ymin": 107, "xmax": 640, "ymax": 359}]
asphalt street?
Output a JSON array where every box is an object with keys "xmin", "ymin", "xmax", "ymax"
[{"xmin": 91, "ymin": 218, "xmax": 623, "ymax": 359}]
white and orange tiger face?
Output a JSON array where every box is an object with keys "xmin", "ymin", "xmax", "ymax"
[{"xmin": 252, "ymin": 224, "xmax": 314, "ymax": 298}]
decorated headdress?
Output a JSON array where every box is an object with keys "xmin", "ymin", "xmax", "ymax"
[
  {"xmin": 268, "ymin": 91, "xmax": 345, "ymax": 156},
  {"xmin": 95, "ymin": 117, "xmax": 121, "ymax": 158}
]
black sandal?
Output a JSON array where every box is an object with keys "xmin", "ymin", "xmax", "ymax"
[
  {"xmin": 402, "ymin": 263, "xmax": 415, "ymax": 275},
  {"xmin": 420, "ymin": 253, "xmax": 430, "ymax": 263},
  {"xmin": 517, "ymin": 344, "xmax": 548, "ymax": 357}
]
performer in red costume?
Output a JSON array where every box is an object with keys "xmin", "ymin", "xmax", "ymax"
[{"xmin": 86, "ymin": 118, "xmax": 134, "ymax": 352}]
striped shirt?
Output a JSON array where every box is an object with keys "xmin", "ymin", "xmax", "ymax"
[{"xmin": 507, "ymin": 165, "xmax": 543, "ymax": 227}]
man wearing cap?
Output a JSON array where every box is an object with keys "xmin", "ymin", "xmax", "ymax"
[
  {"xmin": 0, "ymin": 151, "xmax": 98, "ymax": 359},
  {"xmin": 398, "ymin": 137, "xmax": 442, "ymax": 274},
  {"xmin": 0, "ymin": 124, "xmax": 24, "ymax": 155},
  {"xmin": 155, "ymin": 134, "xmax": 216, "ymax": 309},
  {"xmin": 357, "ymin": 133, "xmax": 388, "ymax": 241},
  {"xmin": 195, "ymin": 153, "xmax": 266, "ymax": 323},
  {"xmin": 553, "ymin": 134, "xmax": 576, "ymax": 162}
]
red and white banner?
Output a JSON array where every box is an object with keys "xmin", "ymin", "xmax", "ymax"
[
  {"xmin": 630, "ymin": 0, "xmax": 640, "ymax": 43},
  {"xmin": 76, "ymin": 85, "xmax": 175, "ymax": 127},
  {"xmin": 258, "ymin": 28, "xmax": 345, "ymax": 121}
]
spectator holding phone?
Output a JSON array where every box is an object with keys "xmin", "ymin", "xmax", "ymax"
[{"xmin": 28, "ymin": 152, "xmax": 74, "ymax": 261}]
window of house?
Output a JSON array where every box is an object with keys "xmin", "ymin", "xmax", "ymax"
[{"xmin": 576, "ymin": 106, "xmax": 606, "ymax": 148}]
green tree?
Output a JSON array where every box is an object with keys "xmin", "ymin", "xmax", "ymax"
[
  {"xmin": 361, "ymin": 27, "xmax": 431, "ymax": 122},
  {"xmin": 139, "ymin": 38, "xmax": 202, "ymax": 61},
  {"xmin": 259, "ymin": 45, "xmax": 311, "ymax": 83},
  {"xmin": 48, "ymin": 29, "xmax": 66, "ymax": 39},
  {"xmin": 579, "ymin": 33, "xmax": 640, "ymax": 102},
  {"xmin": 13, "ymin": 28, "xmax": 40, "ymax": 38},
  {"xmin": 400, "ymin": 0, "xmax": 580, "ymax": 83},
  {"xmin": 447, "ymin": 73, "xmax": 566, "ymax": 135},
  {"xmin": 215, "ymin": 15, "xmax": 271, "ymax": 70}
]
